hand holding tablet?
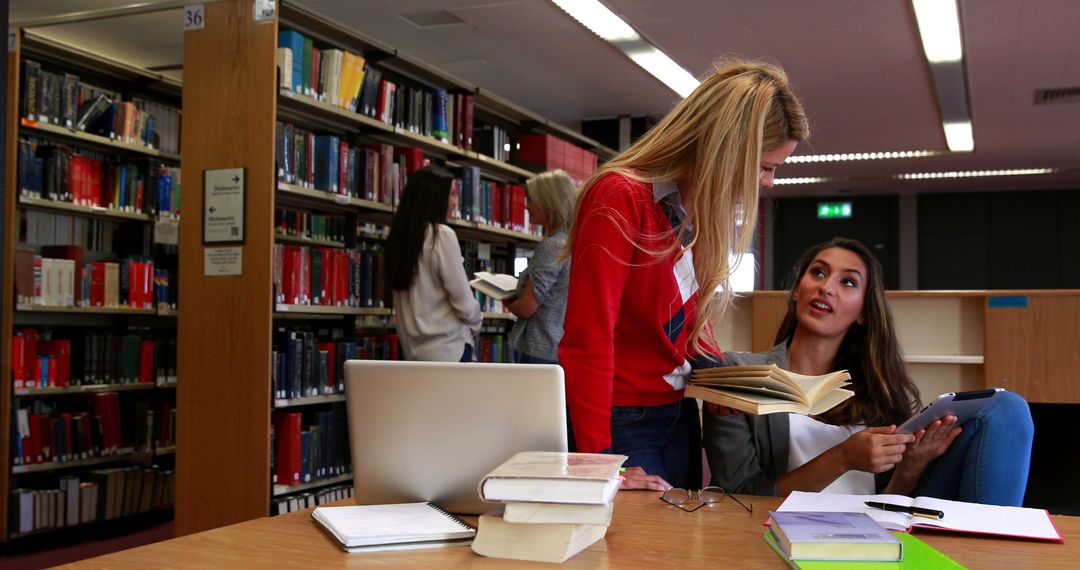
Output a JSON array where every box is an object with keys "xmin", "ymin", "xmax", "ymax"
[{"xmin": 897, "ymin": 388, "xmax": 1007, "ymax": 434}]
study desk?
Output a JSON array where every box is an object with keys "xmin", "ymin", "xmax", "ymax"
[{"xmin": 63, "ymin": 493, "xmax": 1080, "ymax": 568}]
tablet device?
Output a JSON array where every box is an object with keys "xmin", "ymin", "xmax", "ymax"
[{"xmin": 897, "ymin": 388, "xmax": 1006, "ymax": 434}]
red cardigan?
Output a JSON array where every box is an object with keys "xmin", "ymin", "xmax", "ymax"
[{"xmin": 559, "ymin": 173, "xmax": 706, "ymax": 453}]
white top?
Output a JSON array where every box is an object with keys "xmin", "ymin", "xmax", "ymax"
[
  {"xmin": 787, "ymin": 414, "xmax": 875, "ymax": 494},
  {"xmin": 393, "ymin": 224, "xmax": 482, "ymax": 361}
]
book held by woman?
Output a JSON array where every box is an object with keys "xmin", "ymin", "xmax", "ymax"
[{"xmin": 686, "ymin": 363, "xmax": 853, "ymax": 415}]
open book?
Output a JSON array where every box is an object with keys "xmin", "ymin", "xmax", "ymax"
[
  {"xmin": 469, "ymin": 271, "xmax": 518, "ymax": 301},
  {"xmin": 776, "ymin": 491, "xmax": 1063, "ymax": 542},
  {"xmin": 686, "ymin": 364, "xmax": 853, "ymax": 415},
  {"xmin": 312, "ymin": 502, "xmax": 476, "ymax": 553}
]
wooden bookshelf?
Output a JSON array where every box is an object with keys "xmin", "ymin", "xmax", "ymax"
[
  {"xmin": 12, "ymin": 450, "xmax": 151, "ymax": 475},
  {"xmin": 14, "ymin": 383, "xmax": 156, "ymax": 397},
  {"xmin": 18, "ymin": 196, "xmax": 154, "ymax": 222},
  {"xmin": 19, "ymin": 118, "xmax": 181, "ymax": 161},
  {"xmin": 1, "ymin": 30, "xmax": 182, "ymax": 542},
  {"xmin": 176, "ymin": 0, "xmax": 604, "ymax": 537}
]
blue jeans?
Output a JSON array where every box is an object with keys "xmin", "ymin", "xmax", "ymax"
[
  {"xmin": 460, "ymin": 344, "xmax": 474, "ymax": 362},
  {"xmin": 609, "ymin": 399, "xmax": 700, "ymax": 489},
  {"xmin": 915, "ymin": 390, "xmax": 1034, "ymax": 506}
]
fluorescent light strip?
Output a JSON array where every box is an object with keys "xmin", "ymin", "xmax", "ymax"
[
  {"xmin": 896, "ymin": 168, "xmax": 1057, "ymax": 180},
  {"xmin": 551, "ymin": 0, "xmax": 700, "ymax": 98},
  {"xmin": 773, "ymin": 177, "xmax": 832, "ymax": 185},
  {"xmin": 626, "ymin": 48, "xmax": 700, "ymax": 99},
  {"xmin": 912, "ymin": 0, "xmax": 963, "ymax": 63},
  {"xmin": 942, "ymin": 121, "xmax": 974, "ymax": 152},
  {"xmin": 551, "ymin": 0, "xmax": 640, "ymax": 42},
  {"xmin": 785, "ymin": 150, "xmax": 941, "ymax": 164}
]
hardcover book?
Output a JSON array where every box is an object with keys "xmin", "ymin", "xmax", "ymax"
[
  {"xmin": 769, "ymin": 511, "xmax": 902, "ymax": 561},
  {"xmin": 468, "ymin": 271, "xmax": 518, "ymax": 301},
  {"xmin": 478, "ymin": 451, "xmax": 627, "ymax": 505},
  {"xmin": 686, "ymin": 364, "xmax": 853, "ymax": 415},
  {"xmin": 471, "ymin": 512, "xmax": 606, "ymax": 563}
]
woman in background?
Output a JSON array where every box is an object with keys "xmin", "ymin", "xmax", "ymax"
[
  {"xmin": 507, "ymin": 169, "xmax": 577, "ymax": 365},
  {"xmin": 385, "ymin": 166, "xmax": 481, "ymax": 362},
  {"xmin": 703, "ymin": 237, "xmax": 1033, "ymax": 505},
  {"xmin": 559, "ymin": 59, "xmax": 809, "ymax": 489}
]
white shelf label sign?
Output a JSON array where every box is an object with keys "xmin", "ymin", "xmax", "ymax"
[
  {"xmin": 184, "ymin": 4, "xmax": 205, "ymax": 31},
  {"xmin": 205, "ymin": 247, "xmax": 243, "ymax": 276},
  {"xmin": 154, "ymin": 218, "xmax": 180, "ymax": 246},
  {"xmin": 254, "ymin": 0, "xmax": 276, "ymax": 22},
  {"xmin": 203, "ymin": 168, "xmax": 246, "ymax": 244}
]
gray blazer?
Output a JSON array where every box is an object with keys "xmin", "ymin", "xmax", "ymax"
[{"xmin": 702, "ymin": 343, "xmax": 790, "ymax": 495}]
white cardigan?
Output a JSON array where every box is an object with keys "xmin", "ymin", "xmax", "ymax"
[{"xmin": 393, "ymin": 224, "xmax": 482, "ymax": 361}]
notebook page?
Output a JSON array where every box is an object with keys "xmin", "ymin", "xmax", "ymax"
[
  {"xmin": 314, "ymin": 502, "xmax": 473, "ymax": 546},
  {"xmin": 910, "ymin": 496, "xmax": 1061, "ymax": 540}
]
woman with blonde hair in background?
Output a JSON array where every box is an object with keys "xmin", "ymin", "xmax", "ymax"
[
  {"xmin": 507, "ymin": 169, "xmax": 578, "ymax": 366},
  {"xmin": 559, "ymin": 59, "xmax": 809, "ymax": 490}
]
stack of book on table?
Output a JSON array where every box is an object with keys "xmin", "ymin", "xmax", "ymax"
[{"xmin": 471, "ymin": 451, "xmax": 626, "ymax": 563}]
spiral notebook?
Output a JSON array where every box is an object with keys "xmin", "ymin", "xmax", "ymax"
[{"xmin": 312, "ymin": 502, "xmax": 476, "ymax": 553}]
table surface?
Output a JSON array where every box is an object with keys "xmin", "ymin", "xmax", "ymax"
[{"xmin": 61, "ymin": 493, "xmax": 1080, "ymax": 568}]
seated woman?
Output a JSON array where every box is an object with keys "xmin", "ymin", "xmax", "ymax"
[{"xmin": 703, "ymin": 237, "xmax": 1033, "ymax": 506}]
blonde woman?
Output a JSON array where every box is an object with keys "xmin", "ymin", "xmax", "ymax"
[
  {"xmin": 558, "ymin": 59, "xmax": 809, "ymax": 489},
  {"xmin": 507, "ymin": 170, "xmax": 578, "ymax": 366}
]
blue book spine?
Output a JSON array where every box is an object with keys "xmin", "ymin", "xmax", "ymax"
[
  {"xmin": 328, "ymin": 136, "xmax": 339, "ymax": 193},
  {"xmin": 433, "ymin": 89, "xmax": 449, "ymax": 141},
  {"xmin": 312, "ymin": 136, "xmax": 331, "ymax": 192},
  {"xmin": 300, "ymin": 430, "xmax": 312, "ymax": 482}
]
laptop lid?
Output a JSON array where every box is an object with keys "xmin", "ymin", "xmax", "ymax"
[{"xmin": 344, "ymin": 360, "xmax": 567, "ymax": 515}]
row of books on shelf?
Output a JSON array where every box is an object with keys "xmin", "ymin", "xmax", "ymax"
[
  {"xmin": 517, "ymin": 133, "xmax": 599, "ymax": 183},
  {"xmin": 272, "ymin": 408, "xmax": 350, "ymax": 487},
  {"xmin": 451, "ymin": 165, "xmax": 533, "ymax": 233},
  {"xmin": 10, "ymin": 466, "xmax": 175, "ymax": 534},
  {"xmin": 275, "ymin": 208, "xmax": 349, "ymax": 244},
  {"xmin": 22, "ymin": 59, "xmax": 181, "ymax": 155},
  {"xmin": 12, "ymin": 328, "xmax": 177, "ymax": 390},
  {"xmin": 14, "ymin": 248, "xmax": 177, "ymax": 311},
  {"xmin": 13, "ymin": 398, "xmax": 174, "ymax": 467},
  {"xmin": 272, "ymin": 328, "xmax": 399, "ymax": 400},
  {"xmin": 272, "ymin": 483, "xmax": 352, "ymax": 517},
  {"xmin": 20, "ymin": 210, "xmax": 120, "ymax": 252},
  {"xmin": 273, "ymin": 243, "xmax": 387, "ymax": 308},
  {"xmin": 276, "ymin": 125, "xmax": 422, "ymax": 208},
  {"xmin": 19, "ymin": 138, "xmax": 181, "ymax": 216},
  {"xmin": 276, "ymin": 30, "xmax": 475, "ymax": 150}
]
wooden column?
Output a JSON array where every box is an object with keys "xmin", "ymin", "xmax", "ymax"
[
  {"xmin": 176, "ymin": 0, "xmax": 277, "ymax": 535},
  {"xmin": 0, "ymin": 31, "xmax": 21, "ymax": 542}
]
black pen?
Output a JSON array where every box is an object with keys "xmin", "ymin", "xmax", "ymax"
[{"xmin": 865, "ymin": 501, "xmax": 944, "ymax": 519}]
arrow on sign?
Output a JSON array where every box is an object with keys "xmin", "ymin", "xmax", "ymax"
[
  {"xmin": 209, "ymin": 206, "xmax": 217, "ymax": 213},
  {"xmin": 233, "ymin": 176, "xmax": 240, "ymax": 183}
]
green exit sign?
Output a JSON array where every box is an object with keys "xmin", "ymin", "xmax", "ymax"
[{"xmin": 818, "ymin": 202, "xmax": 852, "ymax": 219}]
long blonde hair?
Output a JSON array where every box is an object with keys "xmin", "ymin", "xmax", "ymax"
[
  {"xmin": 568, "ymin": 59, "xmax": 809, "ymax": 355},
  {"xmin": 526, "ymin": 169, "xmax": 578, "ymax": 234}
]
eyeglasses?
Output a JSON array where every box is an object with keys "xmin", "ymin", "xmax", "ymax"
[{"xmin": 660, "ymin": 486, "xmax": 753, "ymax": 513}]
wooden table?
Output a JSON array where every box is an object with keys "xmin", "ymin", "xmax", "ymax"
[{"xmin": 62, "ymin": 493, "xmax": 1079, "ymax": 568}]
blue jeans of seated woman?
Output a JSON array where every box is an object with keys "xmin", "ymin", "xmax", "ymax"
[
  {"xmin": 460, "ymin": 344, "xmax": 473, "ymax": 362},
  {"xmin": 915, "ymin": 390, "xmax": 1034, "ymax": 506},
  {"xmin": 610, "ymin": 399, "xmax": 700, "ymax": 489}
]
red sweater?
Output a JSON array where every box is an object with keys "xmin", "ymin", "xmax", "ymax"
[{"xmin": 559, "ymin": 173, "xmax": 706, "ymax": 453}]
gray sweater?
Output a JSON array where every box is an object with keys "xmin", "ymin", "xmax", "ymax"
[{"xmin": 702, "ymin": 343, "xmax": 791, "ymax": 495}]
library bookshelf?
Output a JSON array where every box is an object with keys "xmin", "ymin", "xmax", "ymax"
[
  {"xmin": 177, "ymin": 0, "xmax": 610, "ymax": 536},
  {"xmin": 0, "ymin": 31, "xmax": 181, "ymax": 541}
]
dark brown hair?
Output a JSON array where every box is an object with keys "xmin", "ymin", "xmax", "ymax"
[{"xmin": 775, "ymin": 237, "xmax": 920, "ymax": 426}]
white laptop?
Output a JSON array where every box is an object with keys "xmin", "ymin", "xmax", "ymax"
[{"xmin": 343, "ymin": 360, "xmax": 567, "ymax": 515}]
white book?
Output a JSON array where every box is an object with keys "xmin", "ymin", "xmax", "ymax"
[
  {"xmin": 276, "ymin": 48, "xmax": 293, "ymax": 92},
  {"xmin": 311, "ymin": 502, "xmax": 475, "ymax": 553},
  {"xmin": 777, "ymin": 490, "xmax": 1062, "ymax": 542},
  {"xmin": 503, "ymin": 501, "xmax": 614, "ymax": 525},
  {"xmin": 479, "ymin": 451, "xmax": 626, "ymax": 505},
  {"xmin": 471, "ymin": 512, "xmax": 607, "ymax": 563},
  {"xmin": 468, "ymin": 271, "xmax": 518, "ymax": 301}
]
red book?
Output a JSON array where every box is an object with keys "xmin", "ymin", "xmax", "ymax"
[
  {"xmin": 335, "ymin": 249, "xmax": 348, "ymax": 306},
  {"xmin": 90, "ymin": 261, "xmax": 106, "ymax": 307},
  {"xmin": 29, "ymin": 414, "xmax": 44, "ymax": 463},
  {"xmin": 93, "ymin": 392, "xmax": 122, "ymax": 454},
  {"xmin": 338, "ymin": 140, "xmax": 350, "ymax": 196},
  {"xmin": 393, "ymin": 147, "xmax": 425, "ymax": 177},
  {"xmin": 139, "ymin": 340, "xmax": 155, "ymax": 384},
  {"xmin": 135, "ymin": 177, "xmax": 144, "ymax": 212},
  {"xmin": 281, "ymin": 246, "xmax": 300, "ymax": 305},
  {"xmin": 22, "ymin": 329, "xmax": 39, "ymax": 386},
  {"xmin": 305, "ymin": 132, "xmax": 315, "ymax": 186},
  {"xmin": 273, "ymin": 413, "xmax": 302, "ymax": 486},
  {"xmin": 61, "ymin": 413, "xmax": 73, "ymax": 462},
  {"xmin": 320, "ymin": 248, "xmax": 333, "ymax": 306},
  {"xmin": 463, "ymin": 95, "xmax": 475, "ymax": 150},
  {"xmin": 12, "ymin": 334, "xmax": 26, "ymax": 389},
  {"xmin": 311, "ymin": 47, "xmax": 321, "ymax": 100}
]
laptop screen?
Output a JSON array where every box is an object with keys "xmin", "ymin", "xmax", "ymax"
[{"xmin": 344, "ymin": 360, "xmax": 567, "ymax": 515}]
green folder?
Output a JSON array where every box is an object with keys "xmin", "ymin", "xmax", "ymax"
[{"xmin": 764, "ymin": 529, "xmax": 965, "ymax": 569}]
